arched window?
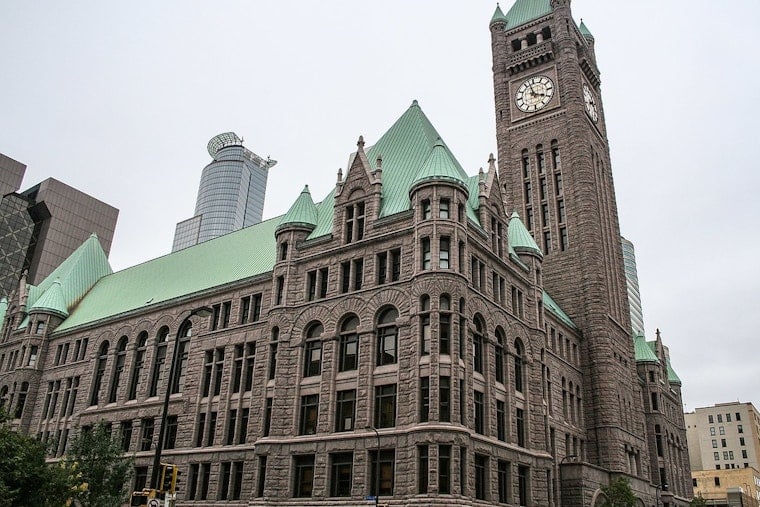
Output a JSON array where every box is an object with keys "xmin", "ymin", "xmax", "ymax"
[
  {"xmin": 14, "ymin": 382, "xmax": 29, "ymax": 419},
  {"xmin": 458, "ymin": 298, "xmax": 466, "ymax": 357},
  {"xmin": 108, "ymin": 336, "xmax": 128, "ymax": 403},
  {"xmin": 127, "ymin": 332, "xmax": 148, "ymax": 400},
  {"xmin": 90, "ymin": 341, "xmax": 109, "ymax": 406},
  {"xmin": 495, "ymin": 328, "xmax": 506, "ymax": 384},
  {"xmin": 514, "ymin": 338, "xmax": 524, "ymax": 393},
  {"xmin": 303, "ymin": 322, "xmax": 324, "ymax": 377},
  {"xmin": 0, "ymin": 385, "xmax": 7, "ymax": 409},
  {"xmin": 268, "ymin": 327, "xmax": 279, "ymax": 380},
  {"xmin": 439, "ymin": 295, "xmax": 451, "ymax": 355},
  {"xmin": 420, "ymin": 296, "xmax": 431, "ymax": 356},
  {"xmin": 149, "ymin": 327, "xmax": 170, "ymax": 397},
  {"xmin": 171, "ymin": 321, "xmax": 193, "ymax": 393},
  {"xmin": 338, "ymin": 315, "xmax": 359, "ymax": 372},
  {"xmin": 376, "ymin": 307, "xmax": 399, "ymax": 366},
  {"xmin": 472, "ymin": 315, "xmax": 485, "ymax": 374}
]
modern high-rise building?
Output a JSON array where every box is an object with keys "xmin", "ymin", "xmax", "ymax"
[
  {"xmin": 0, "ymin": 2, "xmax": 691, "ymax": 506},
  {"xmin": 622, "ymin": 236, "xmax": 645, "ymax": 336},
  {"xmin": 0, "ymin": 154, "xmax": 118, "ymax": 299},
  {"xmin": 172, "ymin": 132, "xmax": 276, "ymax": 252}
]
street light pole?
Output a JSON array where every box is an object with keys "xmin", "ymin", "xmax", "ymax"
[
  {"xmin": 366, "ymin": 426, "xmax": 380, "ymax": 507},
  {"xmin": 150, "ymin": 306, "xmax": 212, "ymax": 490},
  {"xmin": 559, "ymin": 454, "xmax": 577, "ymax": 507}
]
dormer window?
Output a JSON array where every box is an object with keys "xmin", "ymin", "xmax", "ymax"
[{"xmin": 344, "ymin": 202, "xmax": 366, "ymax": 243}]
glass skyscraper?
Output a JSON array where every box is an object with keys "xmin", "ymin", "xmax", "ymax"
[
  {"xmin": 621, "ymin": 236, "xmax": 645, "ymax": 337},
  {"xmin": 172, "ymin": 132, "xmax": 276, "ymax": 251}
]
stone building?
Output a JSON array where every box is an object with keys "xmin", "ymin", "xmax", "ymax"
[{"xmin": 0, "ymin": 1, "xmax": 691, "ymax": 506}]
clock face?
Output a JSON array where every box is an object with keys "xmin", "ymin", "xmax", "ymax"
[
  {"xmin": 583, "ymin": 84, "xmax": 598, "ymax": 122},
  {"xmin": 515, "ymin": 75, "xmax": 555, "ymax": 113}
]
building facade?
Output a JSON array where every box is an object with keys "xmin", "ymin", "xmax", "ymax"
[
  {"xmin": 172, "ymin": 132, "xmax": 276, "ymax": 252},
  {"xmin": 0, "ymin": 154, "xmax": 118, "ymax": 299},
  {"xmin": 686, "ymin": 403, "xmax": 760, "ymax": 472},
  {"xmin": 0, "ymin": 1, "xmax": 691, "ymax": 506},
  {"xmin": 692, "ymin": 467, "xmax": 760, "ymax": 507}
]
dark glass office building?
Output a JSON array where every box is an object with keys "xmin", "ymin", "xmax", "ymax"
[{"xmin": 172, "ymin": 133, "xmax": 276, "ymax": 251}]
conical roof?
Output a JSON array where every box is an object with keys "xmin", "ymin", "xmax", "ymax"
[
  {"xmin": 277, "ymin": 185, "xmax": 318, "ymax": 232},
  {"xmin": 579, "ymin": 20, "xmax": 594, "ymax": 39},
  {"xmin": 634, "ymin": 334, "xmax": 659, "ymax": 363},
  {"xmin": 508, "ymin": 212, "xmax": 542, "ymax": 258},
  {"xmin": 365, "ymin": 100, "xmax": 471, "ymax": 219},
  {"xmin": 411, "ymin": 139, "xmax": 469, "ymax": 192},
  {"xmin": 666, "ymin": 359, "xmax": 682, "ymax": 385},
  {"xmin": 29, "ymin": 280, "xmax": 68, "ymax": 318},
  {"xmin": 504, "ymin": 0, "xmax": 551, "ymax": 30},
  {"xmin": 490, "ymin": 4, "xmax": 507, "ymax": 26}
]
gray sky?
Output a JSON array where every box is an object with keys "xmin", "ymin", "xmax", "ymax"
[{"xmin": 1, "ymin": 1, "xmax": 758, "ymax": 411}]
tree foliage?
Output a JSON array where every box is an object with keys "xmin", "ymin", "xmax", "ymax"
[
  {"xmin": 0, "ymin": 409, "xmax": 74, "ymax": 506},
  {"xmin": 64, "ymin": 422, "xmax": 134, "ymax": 507},
  {"xmin": 690, "ymin": 495, "xmax": 707, "ymax": 507},
  {"xmin": 600, "ymin": 477, "xmax": 639, "ymax": 507}
]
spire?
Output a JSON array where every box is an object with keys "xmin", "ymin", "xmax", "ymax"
[
  {"xmin": 579, "ymin": 19, "xmax": 594, "ymax": 40},
  {"xmin": 277, "ymin": 185, "xmax": 318, "ymax": 232},
  {"xmin": 508, "ymin": 211, "xmax": 543, "ymax": 258},
  {"xmin": 490, "ymin": 3, "xmax": 507, "ymax": 27},
  {"xmin": 410, "ymin": 138, "xmax": 468, "ymax": 193},
  {"xmin": 29, "ymin": 279, "xmax": 69, "ymax": 318}
]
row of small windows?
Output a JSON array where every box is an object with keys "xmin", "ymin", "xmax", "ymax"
[
  {"xmin": 420, "ymin": 197, "xmax": 466, "ymax": 223},
  {"xmin": 708, "ymin": 412, "xmax": 742, "ymax": 424},
  {"xmin": 510, "ymin": 26, "xmax": 552, "ymax": 52},
  {"xmin": 708, "ymin": 425, "xmax": 746, "ymax": 436},
  {"xmin": 272, "ymin": 448, "xmax": 530, "ymax": 504},
  {"xmin": 1, "ymin": 342, "xmax": 42, "ymax": 373}
]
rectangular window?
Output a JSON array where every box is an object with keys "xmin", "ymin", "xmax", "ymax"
[
  {"xmin": 275, "ymin": 276, "xmax": 284, "ymax": 305},
  {"xmin": 335, "ymin": 389, "xmax": 356, "ymax": 432},
  {"xmin": 740, "ymin": 437, "xmax": 745, "ymax": 446},
  {"xmin": 708, "ymin": 414, "xmax": 714, "ymax": 424},
  {"xmin": 263, "ymin": 398, "xmax": 273, "ymax": 437},
  {"xmin": 714, "ymin": 452, "xmax": 720, "ymax": 461},
  {"xmin": 353, "ymin": 258, "xmax": 363, "ymax": 290},
  {"xmin": 330, "ymin": 452, "xmax": 353, "ymax": 497},
  {"xmin": 475, "ymin": 454, "xmax": 488, "ymax": 500},
  {"xmin": 377, "ymin": 252, "xmax": 388, "ymax": 284},
  {"xmin": 712, "ymin": 439, "xmax": 717, "ymax": 448},
  {"xmin": 422, "ymin": 199, "xmax": 431, "ymax": 219},
  {"xmin": 650, "ymin": 392, "xmax": 659, "ymax": 411},
  {"xmin": 390, "ymin": 248, "xmax": 401, "ymax": 281},
  {"xmin": 460, "ymin": 446, "xmax": 468, "ymax": 496},
  {"xmin": 543, "ymin": 230, "xmax": 552, "ymax": 254},
  {"xmin": 240, "ymin": 296, "xmax": 251, "ymax": 324},
  {"xmin": 219, "ymin": 462, "xmax": 231, "ymax": 500},
  {"xmin": 375, "ymin": 384, "xmax": 397, "ymax": 428},
  {"xmin": 717, "ymin": 414, "xmax": 723, "ymax": 423},
  {"xmin": 221, "ymin": 301, "xmax": 231, "ymax": 328},
  {"xmin": 294, "ymin": 455, "xmax": 315, "ymax": 498},
  {"xmin": 213, "ymin": 348, "xmax": 224, "ymax": 396},
  {"xmin": 318, "ymin": 268, "xmax": 329, "ymax": 298},
  {"xmin": 440, "ymin": 198, "xmax": 450, "ymax": 219},
  {"xmin": 498, "ymin": 460, "xmax": 511, "ymax": 504},
  {"xmin": 268, "ymin": 343, "xmax": 277, "ymax": 380},
  {"xmin": 422, "ymin": 237, "xmax": 431, "ymax": 269},
  {"xmin": 303, "ymin": 340, "xmax": 322, "ymax": 377},
  {"xmin": 440, "ymin": 311, "xmax": 451, "ymax": 355},
  {"xmin": 418, "ymin": 445, "xmax": 429, "ymax": 494},
  {"xmin": 300, "ymin": 394, "xmax": 319, "ymax": 435},
  {"xmin": 460, "ymin": 379, "xmax": 466, "ymax": 425},
  {"xmin": 736, "ymin": 412, "xmax": 741, "ymax": 421},
  {"xmin": 238, "ymin": 408, "xmax": 249, "ymax": 444},
  {"xmin": 251, "ymin": 293, "xmax": 262, "ymax": 321},
  {"xmin": 164, "ymin": 415, "xmax": 178, "ymax": 449},
  {"xmin": 555, "ymin": 172, "xmax": 563, "ymax": 194},
  {"xmin": 306, "ymin": 270, "xmax": 317, "ymax": 301},
  {"xmin": 524, "ymin": 181, "xmax": 532, "ymax": 204},
  {"xmin": 497, "ymin": 400, "xmax": 506, "ymax": 441},
  {"xmin": 244, "ymin": 342, "xmax": 256, "ymax": 392},
  {"xmin": 232, "ymin": 344, "xmax": 244, "ymax": 393},
  {"xmin": 256, "ymin": 456, "xmax": 267, "ymax": 497},
  {"xmin": 370, "ymin": 449, "xmax": 395, "ymax": 496},
  {"xmin": 226, "ymin": 409, "xmax": 237, "ymax": 445},
  {"xmin": 516, "ymin": 408, "xmax": 525, "ymax": 447},
  {"xmin": 719, "ymin": 426, "xmax": 725, "ymax": 435},
  {"xmin": 439, "ymin": 236, "xmax": 450, "ymax": 269},
  {"xmin": 207, "ymin": 411, "xmax": 217, "ymax": 446},
  {"xmin": 340, "ymin": 261, "xmax": 351, "ymax": 293},
  {"xmin": 121, "ymin": 421, "xmax": 132, "ymax": 452},
  {"xmin": 518, "ymin": 465, "xmax": 529, "ymax": 506},
  {"xmin": 140, "ymin": 418, "xmax": 154, "ymax": 451},
  {"xmin": 557, "ymin": 199, "xmax": 566, "ymax": 223},
  {"xmin": 440, "ymin": 376, "xmax": 451, "ymax": 422},
  {"xmin": 738, "ymin": 424, "xmax": 743, "ymax": 433},
  {"xmin": 420, "ymin": 376, "xmax": 430, "ymax": 422},
  {"xmin": 474, "ymin": 391, "xmax": 484, "ymax": 434},
  {"xmin": 439, "ymin": 444, "xmax": 451, "ymax": 494},
  {"xmin": 188, "ymin": 463, "xmax": 199, "ymax": 500},
  {"xmin": 539, "ymin": 177, "xmax": 547, "ymax": 199},
  {"xmin": 559, "ymin": 227, "xmax": 568, "ymax": 251}
]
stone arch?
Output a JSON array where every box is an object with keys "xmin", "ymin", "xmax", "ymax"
[
  {"xmin": 291, "ymin": 303, "xmax": 334, "ymax": 345},
  {"xmin": 366, "ymin": 287, "xmax": 410, "ymax": 317},
  {"xmin": 326, "ymin": 296, "xmax": 369, "ymax": 333},
  {"xmin": 590, "ymin": 488, "xmax": 608, "ymax": 507}
]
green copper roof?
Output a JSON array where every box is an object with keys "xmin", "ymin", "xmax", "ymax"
[
  {"xmin": 56, "ymin": 216, "xmax": 282, "ymax": 332},
  {"xmin": 0, "ymin": 298, "xmax": 7, "ymax": 329},
  {"xmin": 411, "ymin": 139, "xmax": 469, "ymax": 191},
  {"xmin": 579, "ymin": 20, "xmax": 594, "ymax": 39},
  {"xmin": 634, "ymin": 334, "xmax": 660, "ymax": 363},
  {"xmin": 30, "ymin": 280, "xmax": 69, "ymax": 318},
  {"xmin": 543, "ymin": 290, "xmax": 576, "ymax": 330},
  {"xmin": 278, "ymin": 185, "xmax": 318, "ymax": 232},
  {"xmin": 508, "ymin": 212, "xmax": 542, "ymax": 257},
  {"xmin": 490, "ymin": 4, "xmax": 507, "ymax": 26},
  {"xmin": 666, "ymin": 359, "xmax": 682, "ymax": 385},
  {"xmin": 365, "ymin": 100, "xmax": 472, "ymax": 220},
  {"xmin": 504, "ymin": 0, "xmax": 551, "ymax": 30}
]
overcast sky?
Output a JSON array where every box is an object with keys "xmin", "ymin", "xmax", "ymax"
[{"xmin": 1, "ymin": 1, "xmax": 758, "ymax": 411}]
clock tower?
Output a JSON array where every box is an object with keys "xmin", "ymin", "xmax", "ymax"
[{"xmin": 491, "ymin": 0, "xmax": 648, "ymax": 477}]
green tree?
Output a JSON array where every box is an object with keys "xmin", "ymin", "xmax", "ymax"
[
  {"xmin": 0, "ymin": 409, "xmax": 74, "ymax": 506},
  {"xmin": 690, "ymin": 495, "xmax": 707, "ymax": 507},
  {"xmin": 600, "ymin": 476, "xmax": 638, "ymax": 507},
  {"xmin": 65, "ymin": 423, "xmax": 134, "ymax": 507}
]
